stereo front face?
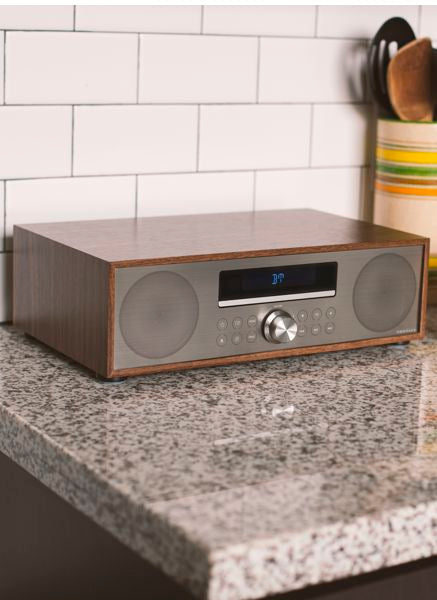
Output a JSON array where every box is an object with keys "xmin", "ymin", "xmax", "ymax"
[{"xmin": 114, "ymin": 246, "xmax": 424, "ymax": 371}]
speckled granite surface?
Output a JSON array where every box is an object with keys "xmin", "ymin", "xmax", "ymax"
[{"xmin": 1, "ymin": 309, "xmax": 437, "ymax": 600}]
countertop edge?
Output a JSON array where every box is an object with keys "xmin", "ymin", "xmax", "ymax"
[
  {"xmin": 206, "ymin": 495, "xmax": 437, "ymax": 600},
  {"xmin": 0, "ymin": 404, "xmax": 211, "ymax": 599}
]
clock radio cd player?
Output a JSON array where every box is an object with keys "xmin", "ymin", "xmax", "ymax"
[{"xmin": 13, "ymin": 209, "xmax": 429, "ymax": 379}]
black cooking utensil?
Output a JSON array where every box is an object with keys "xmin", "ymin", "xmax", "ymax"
[{"xmin": 367, "ymin": 17, "xmax": 416, "ymax": 118}]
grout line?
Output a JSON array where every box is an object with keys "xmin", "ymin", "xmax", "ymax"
[
  {"xmin": 0, "ymin": 101, "xmax": 372, "ymax": 108},
  {"xmin": 417, "ymin": 5, "xmax": 422, "ymax": 36},
  {"xmin": 73, "ymin": 5, "xmax": 76, "ymax": 31},
  {"xmin": 136, "ymin": 34, "xmax": 141, "ymax": 103},
  {"xmin": 196, "ymin": 105, "xmax": 201, "ymax": 171},
  {"xmin": 200, "ymin": 6, "xmax": 204, "ymax": 34},
  {"xmin": 0, "ymin": 165, "xmax": 370, "ymax": 183},
  {"xmin": 134, "ymin": 175, "xmax": 138, "ymax": 218},
  {"xmin": 314, "ymin": 6, "xmax": 319, "ymax": 37},
  {"xmin": 308, "ymin": 104, "xmax": 314, "ymax": 167},
  {"xmin": 2, "ymin": 31, "xmax": 6, "ymax": 104},
  {"xmin": 252, "ymin": 171, "xmax": 257, "ymax": 212},
  {"xmin": 0, "ymin": 29, "xmax": 372, "ymax": 41},
  {"xmin": 255, "ymin": 37, "xmax": 261, "ymax": 103},
  {"xmin": 70, "ymin": 106, "xmax": 75, "ymax": 176}
]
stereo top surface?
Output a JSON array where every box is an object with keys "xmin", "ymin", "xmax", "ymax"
[{"xmin": 15, "ymin": 209, "xmax": 427, "ymax": 265}]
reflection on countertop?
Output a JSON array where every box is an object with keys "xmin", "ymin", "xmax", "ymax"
[{"xmin": 1, "ymin": 308, "xmax": 437, "ymax": 600}]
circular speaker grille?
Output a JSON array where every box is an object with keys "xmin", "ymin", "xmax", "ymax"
[
  {"xmin": 353, "ymin": 253, "xmax": 416, "ymax": 332},
  {"xmin": 119, "ymin": 271, "xmax": 199, "ymax": 359}
]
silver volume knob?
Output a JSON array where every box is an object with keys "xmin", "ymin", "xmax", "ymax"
[{"xmin": 263, "ymin": 310, "xmax": 297, "ymax": 344}]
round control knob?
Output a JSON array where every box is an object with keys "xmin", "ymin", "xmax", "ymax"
[{"xmin": 263, "ymin": 310, "xmax": 297, "ymax": 344}]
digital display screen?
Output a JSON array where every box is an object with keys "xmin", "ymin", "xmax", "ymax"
[{"xmin": 219, "ymin": 262, "xmax": 337, "ymax": 303}]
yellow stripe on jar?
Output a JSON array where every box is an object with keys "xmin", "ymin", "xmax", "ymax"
[{"xmin": 376, "ymin": 146, "xmax": 437, "ymax": 165}]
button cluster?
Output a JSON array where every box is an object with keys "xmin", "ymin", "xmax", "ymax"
[
  {"xmin": 216, "ymin": 307, "xmax": 336, "ymax": 347},
  {"xmin": 216, "ymin": 315, "xmax": 258, "ymax": 347},
  {"xmin": 295, "ymin": 306, "xmax": 336, "ymax": 337}
]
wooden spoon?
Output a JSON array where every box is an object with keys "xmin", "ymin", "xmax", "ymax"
[{"xmin": 387, "ymin": 37, "xmax": 433, "ymax": 122}]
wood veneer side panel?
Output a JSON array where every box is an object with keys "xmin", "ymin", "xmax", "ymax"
[
  {"xmin": 13, "ymin": 226, "xmax": 109, "ymax": 377},
  {"xmin": 419, "ymin": 240, "xmax": 430, "ymax": 336},
  {"xmin": 106, "ymin": 265, "xmax": 116, "ymax": 376},
  {"xmin": 110, "ymin": 332, "xmax": 423, "ymax": 378}
]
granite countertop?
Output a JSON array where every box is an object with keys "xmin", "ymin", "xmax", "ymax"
[{"xmin": 1, "ymin": 309, "xmax": 437, "ymax": 600}]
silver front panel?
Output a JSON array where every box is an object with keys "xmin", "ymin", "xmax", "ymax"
[{"xmin": 114, "ymin": 246, "xmax": 424, "ymax": 370}]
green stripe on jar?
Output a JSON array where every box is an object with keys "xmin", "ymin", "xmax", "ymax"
[{"xmin": 376, "ymin": 161, "xmax": 437, "ymax": 176}]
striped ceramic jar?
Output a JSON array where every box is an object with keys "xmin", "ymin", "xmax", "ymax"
[{"xmin": 374, "ymin": 118, "xmax": 437, "ymax": 260}]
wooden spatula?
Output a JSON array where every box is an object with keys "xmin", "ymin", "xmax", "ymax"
[{"xmin": 387, "ymin": 37, "xmax": 433, "ymax": 122}]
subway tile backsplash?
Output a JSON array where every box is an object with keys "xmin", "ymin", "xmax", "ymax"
[
  {"xmin": 255, "ymin": 167, "xmax": 365, "ymax": 218},
  {"xmin": 311, "ymin": 103, "xmax": 372, "ymax": 167},
  {"xmin": 199, "ymin": 105, "xmax": 311, "ymax": 171},
  {"xmin": 73, "ymin": 105, "xmax": 198, "ymax": 175},
  {"xmin": 259, "ymin": 38, "xmax": 367, "ymax": 103},
  {"xmin": 5, "ymin": 176, "xmax": 136, "ymax": 248},
  {"xmin": 6, "ymin": 32, "xmax": 138, "ymax": 104},
  {"xmin": 316, "ymin": 5, "xmax": 419, "ymax": 39},
  {"xmin": 139, "ymin": 35, "xmax": 258, "ymax": 103},
  {"xmin": 0, "ymin": 6, "xmax": 74, "ymax": 31},
  {"xmin": 203, "ymin": 6, "xmax": 316, "ymax": 37},
  {"xmin": 138, "ymin": 172, "xmax": 254, "ymax": 217},
  {"xmin": 0, "ymin": 5, "xmax": 422, "ymax": 320},
  {"xmin": 0, "ymin": 32, "xmax": 3, "ymax": 103},
  {"xmin": 0, "ymin": 106, "xmax": 72, "ymax": 179},
  {"xmin": 75, "ymin": 6, "xmax": 202, "ymax": 34}
]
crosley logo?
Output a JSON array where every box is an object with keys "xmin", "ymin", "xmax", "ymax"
[{"xmin": 396, "ymin": 328, "xmax": 416, "ymax": 334}]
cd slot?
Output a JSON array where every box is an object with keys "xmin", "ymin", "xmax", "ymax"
[
  {"xmin": 218, "ymin": 261, "xmax": 338, "ymax": 307},
  {"xmin": 218, "ymin": 289, "xmax": 336, "ymax": 308}
]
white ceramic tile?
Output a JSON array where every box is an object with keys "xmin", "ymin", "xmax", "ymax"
[
  {"xmin": 75, "ymin": 6, "xmax": 201, "ymax": 33},
  {"xmin": 138, "ymin": 172, "xmax": 253, "ymax": 217},
  {"xmin": 5, "ymin": 176, "xmax": 136, "ymax": 248},
  {"xmin": 203, "ymin": 6, "xmax": 315, "ymax": 36},
  {"xmin": 317, "ymin": 5, "xmax": 419, "ymax": 39},
  {"xmin": 311, "ymin": 104, "xmax": 371, "ymax": 167},
  {"xmin": 199, "ymin": 105, "xmax": 311, "ymax": 171},
  {"xmin": 259, "ymin": 38, "xmax": 367, "ymax": 103},
  {"xmin": 6, "ymin": 32, "xmax": 137, "ymax": 105},
  {"xmin": 139, "ymin": 35, "xmax": 257, "ymax": 103},
  {"xmin": 0, "ymin": 32, "xmax": 3, "ymax": 105},
  {"xmin": 419, "ymin": 7, "xmax": 437, "ymax": 38},
  {"xmin": 0, "ymin": 253, "xmax": 12, "ymax": 323},
  {"xmin": 74, "ymin": 106, "xmax": 197, "ymax": 176},
  {"xmin": 0, "ymin": 6, "xmax": 73, "ymax": 30},
  {"xmin": 0, "ymin": 107, "xmax": 71, "ymax": 179},
  {"xmin": 256, "ymin": 168, "xmax": 363, "ymax": 219}
]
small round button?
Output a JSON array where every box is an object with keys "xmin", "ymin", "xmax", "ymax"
[
  {"xmin": 297, "ymin": 310, "xmax": 308, "ymax": 322},
  {"xmin": 217, "ymin": 318, "xmax": 228, "ymax": 330},
  {"xmin": 247, "ymin": 331, "xmax": 257, "ymax": 343},
  {"xmin": 325, "ymin": 322, "xmax": 335, "ymax": 334},
  {"xmin": 311, "ymin": 324, "xmax": 321, "ymax": 335},
  {"xmin": 232, "ymin": 317, "xmax": 243, "ymax": 329},
  {"xmin": 247, "ymin": 315, "xmax": 257, "ymax": 328},
  {"xmin": 216, "ymin": 334, "xmax": 227, "ymax": 346},
  {"xmin": 312, "ymin": 308, "xmax": 322, "ymax": 321},
  {"xmin": 326, "ymin": 307, "xmax": 336, "ymax": 320},
  {"xmin": 232, "ymin": 333, "xmax": 242, "ymax": 345},
  {"xmin": 297, "ymin": 324, "xmax": 307, "ymax": 337}
]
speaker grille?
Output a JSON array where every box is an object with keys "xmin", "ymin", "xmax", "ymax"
[
  {"xmin": 119, "ymin": 271, "xmax": 199, "ymax": 359},
  {"xmin": 353, "ymin": 253, "xmax": 416, "ymax": 332}
]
